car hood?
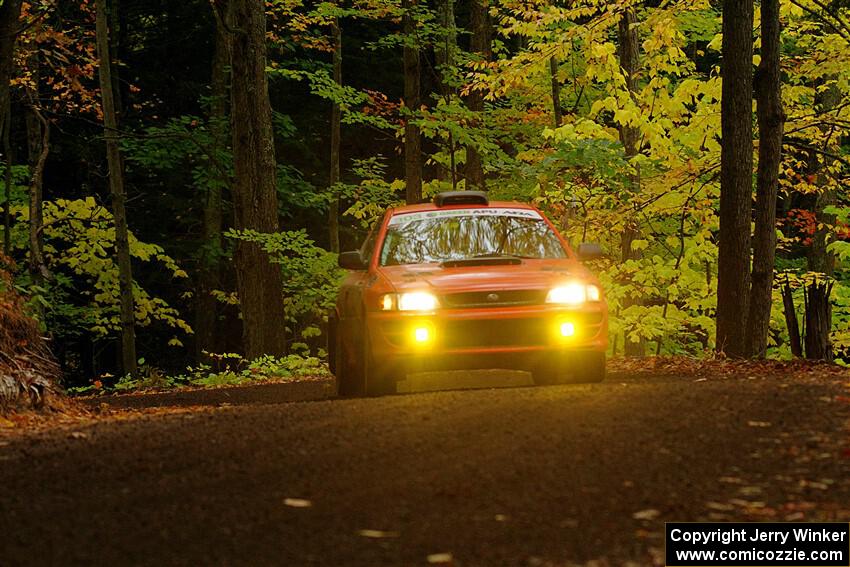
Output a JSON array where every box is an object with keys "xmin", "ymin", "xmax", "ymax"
[{"xmin": 377, "ymin": 259, "xmax": 592, "ymax": 294}]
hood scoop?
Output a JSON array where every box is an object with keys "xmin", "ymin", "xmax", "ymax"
[{"xmin": 441, "ymin": 256, "xmax": 523, "ymax": 268}]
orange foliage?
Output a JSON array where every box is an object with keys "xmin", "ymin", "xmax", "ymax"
[{"xmin": 0, "ymin": 254, "xmax": 61, "ymax": 413}]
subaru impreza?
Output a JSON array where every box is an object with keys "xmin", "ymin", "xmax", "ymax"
[{"xmin": 329, "ymin": 191, "xmax": 608, "ymax": 396}]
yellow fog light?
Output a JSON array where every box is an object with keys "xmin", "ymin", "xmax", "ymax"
[
  {"xmin": 560, "ymin": 322, "xmax": 576, "ymax": 338},
  {"xmin": 411, "ymin": 322, "xmax": 435, "ymax": 346}
]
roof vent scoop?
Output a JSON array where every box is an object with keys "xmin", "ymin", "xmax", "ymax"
[{"xmin": 433, "ymin": 191, "xmax": 489, "ymax": 207}]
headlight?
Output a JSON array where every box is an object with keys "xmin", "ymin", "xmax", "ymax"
[
  {"xmin": 546, "ymin": 283, "xmax": 601, "ymax": 305},
  {"xmin": 380, "ymin": 292, "xmax": 439, "ymax": 311},
  {"xmin": 399, "ymin": 292, "xmax": 439, "ymax": 311}
]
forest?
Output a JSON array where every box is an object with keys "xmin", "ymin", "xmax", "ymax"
[{"xmin": 1, "ymin": 0, "xmax": 850, "ymax": 393}]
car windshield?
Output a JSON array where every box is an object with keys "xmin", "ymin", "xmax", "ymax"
[{"xmin": 379, "ymin": 208, "xmax": 567, "ymax": 266}]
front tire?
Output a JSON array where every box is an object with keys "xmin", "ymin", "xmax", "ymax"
[
  {"xmin": 336, "ymin": 327, "xmax": 397, "ymax": 397},
  {"xmin": 363, "ymin": 335, "xmax": 397, "ymax": 397},
  {"xmin": 336, "ymin": 327, "xmax": 365, "ymax": 397},
  {"xmin": 532, "ymin": 364, "xmax": 560, "ymax": 386},
  {"xmin": 572, "ymin": 352, "xmax": 606, "ymax": 383},
  {"xmin": 532, "ymin": 352, "xmax": 606, "ymax": 385}
]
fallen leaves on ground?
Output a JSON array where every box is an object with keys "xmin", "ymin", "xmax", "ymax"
[
  {"xmin": 608, "ymin": 356, "xmax": 850, "ymax": 383},
  {"xmin": 0, "ymin": 401, "xmax": 223, "ymax": 441},
  {"xmin": 357, "ymin": 529, "xmax": 400, "ymax": 539},
  {"xmin": 632, "ymin": 509, "xmax": 661, "ymax": 521},
  {"xmin": 78, "ymin": 374, "xmax": 333, "ymax": 399}
]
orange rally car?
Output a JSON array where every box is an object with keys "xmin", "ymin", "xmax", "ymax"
[{"xmin": 329, "ymin": 191, "xmax": 608, "ymax": 396}]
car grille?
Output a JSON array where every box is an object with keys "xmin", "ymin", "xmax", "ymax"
[
  {"xmin": 380, "ymin": 312, "xmax": 604, "ymax": 349},
  {"xmin": 443, "ymin": 318, "xmax": 548, "ymax": 347},
  {"xmin": 441, "ymin": 289, "xmax": 547, "ymax": 309}
]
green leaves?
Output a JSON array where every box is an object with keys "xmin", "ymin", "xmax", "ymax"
[
  {"xmin": 12, "ymin": 197, "xmax": 192, "ymax": 342},
  {"xmin": 70, "ymin": 353, "xmax": 330, "ymax": 395},
  {"xmin": 226, "ymin": 229, "xmax": 345, "ymax": 351}
]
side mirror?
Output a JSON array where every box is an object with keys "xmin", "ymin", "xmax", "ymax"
[
  {"xmin": 338, "ymin": 251, "xmax": 367, "ymax": 270},
  {"xmin": 577, "ymin": 243, "xmax": 603, "ymax": 261}
]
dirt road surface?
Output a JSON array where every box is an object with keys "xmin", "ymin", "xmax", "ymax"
[{"xmin": 2, "ymin": 371, "xmax": 849, "ymax": 566}]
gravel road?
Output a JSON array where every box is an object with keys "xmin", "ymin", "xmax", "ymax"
[{"xmin": 2, "ymin": 371, "xmax": 849, "ymax": 566}]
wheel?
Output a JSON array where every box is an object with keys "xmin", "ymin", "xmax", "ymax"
[
  {"xmin": 335, "ymin": 326, "xmax": 397, "ymax": 397},
  {"xmin": 363, "ymin": 335, "xmax": 397, "ymax": 397},
  {"xmin": 532, "ymin": 352, "xmax": 606, "ymax": 385},
  {"xmin": 365, "ymin": 370, "xmax": 397, "ymax": 396},
  {"xmin": 572, "ymin": 352, "xmax": 606, "ymax": 383},
  {"xmin": 532, "ymin": 364, "xmax": 560, "ymax": 386},
  {"xmin": 335, "ymin": 327, "xmax": 365, "ymax": 397}
]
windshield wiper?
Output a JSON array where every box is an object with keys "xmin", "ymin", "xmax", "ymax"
[{"xmin": 441, "ymin": 254, "xmax": 524, "ymax": 267}]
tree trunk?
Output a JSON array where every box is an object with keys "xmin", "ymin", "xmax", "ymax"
[
  {"xmin": 229, "ymin": 0, "xmax": 288, "ymax": 358},
  {"xmin": 745, "ymin": 0, "xmax": 783, "ymax": 358},
  {"xmin": 617, "ymin": 7, "xmax": 644, "ymax": 357},
  {"xmin": 0, "ymin": 0, "xmax": 21, "ymax": 258},
  {"xmin": 435, "ymin": 0, "xmax": 457, "ymax": 93},
  {"xmin": 26, "ymin": 105, "xmax": 49, "ymax": 286},
  {"xmin": 549, "ymin": 56, "xmax": 562, "ymax": 128},
  {"xmin": 0, "ymin": 0, "xmax": 21, "ymax": 142},
  {"xmin": 108, "ymin": 0, "xmax": 122, "ymax": 119},
  {"xmin": 464, "ymin": 0, "xmax": 490, "ymax": 191},
  {"xmin": 25, "ymin": 45, "xmax": 49, "ymax": 286},
  {"xmin": 803, "ymin": 279, "xmax": 833, "ymax": 360},
  {"xmin": 617, "ymin": 8, "xmax": 639, "ymax": 153},
  {"xmin": 801, "ymin": 79, "xmax": 839, "ymax": 361},
  {"xmin": 328, "ymin": 16, "xmax": 341, "ymax": 252},
  {"xmin": 2, "ymin": 98, "xmax": 11, "ymax": 257},
  {"xmin": 716, "ymin": 0, "xmax": 753, "ymax": 358},
  {"xmin": 96, "ymin": 0, "xmax": 137, "ymax": 377},
  {"xmin": 196, "ymin": 0, "xmax": 231, "ymax": 359},
  {"xmin": 781, "ymin": 277, "xmax": 802, "ymax": 357},
  {"xmin": 402, "ymin": 0, "xmax": 422, "ymax": 204},
  {"xmin": 805, "ymin": 189, "xmax": 835, "ymax": 360},
  {"xmin": 436, "ymin": 0, "xmax": 457, "ymax": 185}
]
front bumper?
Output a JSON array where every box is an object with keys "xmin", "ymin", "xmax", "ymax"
[{"xmin": 366, "ymin": 304, "xmax": 607, "ymax": 375}]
